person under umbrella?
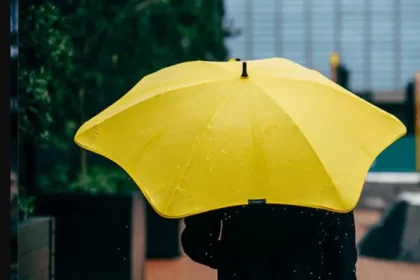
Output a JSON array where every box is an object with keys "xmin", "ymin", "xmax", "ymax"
[{"xmin": 181, "ymin": 204, "xmax": 357, "ymax": 280}]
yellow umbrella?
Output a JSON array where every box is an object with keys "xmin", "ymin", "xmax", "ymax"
[{"xmin": 75, "ymin": 58, "xmax": 406, "ymax": 218}]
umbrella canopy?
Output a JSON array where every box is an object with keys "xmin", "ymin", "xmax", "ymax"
[{"xmin": 75, "ymin": 58, "xmax": 406, "ymax": 218}]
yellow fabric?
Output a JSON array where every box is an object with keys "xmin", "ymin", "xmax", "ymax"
[
  {"xmin": 75, "ymin": 58, "xmax": 406, "ymax": 218},
  {"xmin": 330, "ymin": 52, "xmax": 341, "ymax": 67}
]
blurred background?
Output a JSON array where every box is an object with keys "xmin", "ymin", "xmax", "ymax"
[{"xmin": 13, "ymin": 0, "xmax": 420, "ymax": 279}]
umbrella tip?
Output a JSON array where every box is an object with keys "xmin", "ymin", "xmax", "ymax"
[{"xmin": 241, "ymin": 61, "xmax": 248, "ymax": 78}]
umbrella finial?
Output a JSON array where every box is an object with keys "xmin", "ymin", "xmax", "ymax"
[{"xmin": 241, "ymin": 61, "xmax": 248, "ymax": 78}]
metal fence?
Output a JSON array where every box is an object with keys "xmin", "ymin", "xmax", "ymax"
[{"xmin": 224, "ymin": 0, "xmax": 420, "ymax": 93}]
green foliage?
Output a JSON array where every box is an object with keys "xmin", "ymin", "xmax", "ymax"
[
  {"xmin": 19, "ymin": 0, "xmax": 236, "ymax": 195},
  {"xmin": 19, "ymin": 3, "xmax": 77, "ymax": 149},
  {"xmin": 18, "ymin": 194, "xmax": 36, "ymax": 220},
  {"xmin": 38, "ymin": 164, "xmax": 135, "ymax": 194}
]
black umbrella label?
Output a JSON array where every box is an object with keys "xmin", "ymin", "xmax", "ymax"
[{"xmin": 248, "ymin": 199, "xmax": 266, "ymax": 205}]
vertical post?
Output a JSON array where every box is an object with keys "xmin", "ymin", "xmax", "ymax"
[
  {"xmin": 244, "ymin": 0, "xmax": 253, "ymax": 59},
  {"xmin": 10, "ymin": 0, "xmax": 18, "ymax": 172},
  {"xmin": 394, "ymin": 0, "xmax": 402, "ymax": 90},
  {"xmin": 274, "ymin": 0, "xmax": 283, "ymax": 57},
  {"xmin": 330, "ymin": 52, "xmax": 341, "ymax": 83},
  {"xmin": 415, "ymin": 72, "xmax": 420, "ymax": 172},
  {"xmin": 363, "ymin": 0, "xmax": 372, "ymax": 90},
  {"xmin": 304, "ymin": 0, "xmax": 313, "ymax": 68},
  {"xmin": 333, "ymin": 0, "xmax": 342, "ymax": 54},
  {"xmin": 79, "ymin": 88, "xmax": 87, "ymax": 176}
]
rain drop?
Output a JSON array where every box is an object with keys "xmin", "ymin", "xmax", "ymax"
[
  {"xmin": 177, "ymin": 166, "xmax": 181, "ymax": 169},
  {"xmin": 209, "ymin": 138, "xmax": 213, "ymax": 141},
  {"xmin": 206, "ymin": 157, "xmax": 210, "ymax": 161},
  {"xmin": 221, "ymin": 150, "xmax": 226, "ymax": 154}
]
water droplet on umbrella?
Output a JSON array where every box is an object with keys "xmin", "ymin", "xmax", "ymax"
[
  {"xmin": 210, "ymin": 168, "xmax": 213, "ymax": 171},
  {"xmin": 238, "ymin": 163, "xmax": 242, "ymax": 167},
  {"xmin": 177, "ymin": 166, "xmax": 180, "ymax": 169},
  {"xmin": 206, "ymin": 157, "xmax": 210, "ymax": 161},
  {"xmin": 209, "ymin": 138, "xmax": 213, "ymax": 141},
  {"xmin": 221, "ymin": 150, "xmax": 226, "ymax": 154}
]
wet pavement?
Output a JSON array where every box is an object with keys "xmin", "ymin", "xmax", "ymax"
[{"xmin": 145, "ymin": 210, "xmax": 420, "ymax": 280}]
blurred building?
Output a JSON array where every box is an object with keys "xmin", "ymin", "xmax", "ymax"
[{"xmin": 224, "ymin": 0, "xmax": 420, "ymax": 93}]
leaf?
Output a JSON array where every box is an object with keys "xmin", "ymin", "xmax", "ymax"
[{"xmin": 20, "ymin": 0, "xmax": 237, "ymax": 195}]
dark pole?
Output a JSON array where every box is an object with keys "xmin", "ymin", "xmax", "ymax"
[
  {"xmin": 10, "ymin": 0, "xmax": 18, "ymax": 171},
  {"xmin": 10, "ymin": 0, "xmax": 19, "ymax": 276}
]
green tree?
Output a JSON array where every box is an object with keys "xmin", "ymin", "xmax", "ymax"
[{"xmin": 19, "ymin": 0, "xmax": 237, "ymax": 197}]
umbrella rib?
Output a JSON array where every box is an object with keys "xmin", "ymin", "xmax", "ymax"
[
  {"xmin": 249, "ymin": 80, "xmax": 346, "ymax": 208},
  {"xmin": 257, "ymin": 75, "xmax": 381, "ymax": 111},
  {"xmin": 164, "ymin": 91, "xmax": 236, "ymax": 213}
]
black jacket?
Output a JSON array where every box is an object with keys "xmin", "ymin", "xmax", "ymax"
[{"xmin": 181, "ymin": 205, "xmax": 357, "ymax": 280}]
